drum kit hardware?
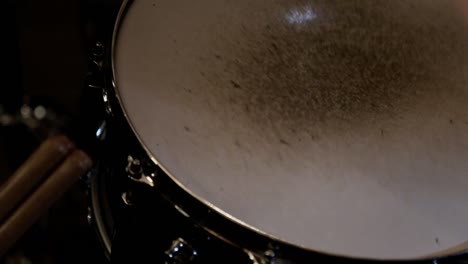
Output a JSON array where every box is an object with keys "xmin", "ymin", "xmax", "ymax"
[
  {"xmin": 96, "ymin": 120, "xmax": 107, "ymax": 141},
  {"xmin": 120, "ymin": 191, "xmax": 133, "ymax": 206},
  {"xmin": 84, "ymin": 0, "xmax": 468, "ymax": 262},
  {"xmin": 165, "ymin": 237, "xmax": 198, "ymax": 263},
  {"xmin": 125, "ymin": 155, "xmax": 156, "ymax": 187}
]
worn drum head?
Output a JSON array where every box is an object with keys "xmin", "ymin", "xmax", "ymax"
[{"xmin": 114, "ymin": 0, "xmax": 468, "ymax": 260}]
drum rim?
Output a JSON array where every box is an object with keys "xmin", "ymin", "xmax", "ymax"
[
  {"xmin": 90, "ymin": 162, "xmax": 113, "ymax": 259},
  {"xmin": 106, "ymin": 0, "xmax": 467, "ymax": 262}
]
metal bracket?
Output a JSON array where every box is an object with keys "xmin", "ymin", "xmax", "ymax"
[
  {"xmin": 90, "ymin": 41, "xmax": 104, "ymax": 70},
  {"xmin": 165, "ymin": 238, "xmax": 197, "ymax": 263},
  {"xmin": 126, "ymin": 155, "xmax": 155, "ymax": 187},
  {"xmin": 245, "ymin": 247, "xmax": 291, "ymax": 264},
  {"xmin": 95, "ymin": 120, "xmax": 107, "ymax": 140}
]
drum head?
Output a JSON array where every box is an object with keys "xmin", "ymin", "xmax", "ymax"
[{"xmin": 113, "ymin": 0, "xmax": 468, "ymax": 260}]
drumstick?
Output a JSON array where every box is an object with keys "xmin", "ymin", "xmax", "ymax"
[
  {"xmin": 0, "ymin": 149, "xmax": 92, "ymax": 256},
  {"xmin": 0, "ymin": 135, "xmax": 75, "ymax": 222}
]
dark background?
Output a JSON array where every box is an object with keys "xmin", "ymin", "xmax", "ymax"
[{"xmin": 0, "ymin": 0, "xmax": 110, "ymax": 263}]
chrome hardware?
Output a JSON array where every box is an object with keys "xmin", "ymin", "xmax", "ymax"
[
  {"xmin": 264, "ymin": 249, "xmax": 276, "ymax": 259},
  {"xmin": 102, "ymin": 88, "xmax": 112, "ymax": 115},
  {"xmin": 92, "ymin": 42, "xmax": 104, "ymax": 58},
  {"xmin": 91, "ymin": 57, "xmax": 103, "ymax": 69},
  {"xmin": 86, "ymin": 42, "xmax": 105, "ymax": 91},
  {"xmin": 126, "ymin": 155, "xmax": 142, "ymax": 176},
  {"xmin": 90, "ymin": 42, "xmax": 104, "ymax": 69},
  {"xmin": 245, "ymin": 248, "xmax": 289, "ymax": 264},
  {"xmin": 165, "ymin": 238, "xmax": 197, "ymax": 263},
  {"xmin": 87, "ymin": 206, "xmax": 93, "ymax": 225},
  {"xmin": 121, "ymin": 191, "xmax": 133, "ymax": 206},
  {"xmin": 174, "ymin": 205, "xmax": 190, "ymax": 218},
  {"xmin": 126, "ymin": 155, "xmax": 155, "ymax": 187},
  {"xmin": 95, "ymin": 120, "xmax": 107, "ymax": 140},
  {"xmin": 85, "ymin": 71, "xmax": 105, "ymax": 90},
  {"xmin": 246, "ymin": 250, "xmax": 270, "ymax": 264}
]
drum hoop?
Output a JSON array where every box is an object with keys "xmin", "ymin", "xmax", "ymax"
[
  {"xmin": 90, "ymin": 162, "xmax": 113, "ymax": 258},
  {"xmin": 105, "ymin": 0, "xmax": 466, "ymax": 262}
]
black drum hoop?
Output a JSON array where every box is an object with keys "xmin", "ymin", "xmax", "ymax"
[{"xmin": 90, "ymin": 161, "xmax": 114, "ymax": 259}]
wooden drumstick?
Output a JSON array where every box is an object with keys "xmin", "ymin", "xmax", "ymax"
[
  {"xmin": 0, "ymin": 135, "xmax": 75, "ymax": 222},
  {"xmin": 0, "ymin": 149, "xmax": 92, "ymax": 255}
]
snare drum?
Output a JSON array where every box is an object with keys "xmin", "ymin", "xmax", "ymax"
[{"xmin": 89, "ymin": 0, "xmax": 468, "ymax": 262}]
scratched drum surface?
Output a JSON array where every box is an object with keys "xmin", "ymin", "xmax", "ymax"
[{"xmin": 114, "ymin": 0, "xmax": 468, "ymax": 259}]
